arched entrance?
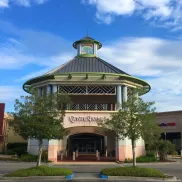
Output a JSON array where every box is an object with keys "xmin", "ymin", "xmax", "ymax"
[{"xmin": 67, "ymin": 133, "xmax": 104, "ymax": 155}]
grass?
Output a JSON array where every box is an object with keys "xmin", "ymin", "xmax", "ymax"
[
  {"xmin": 7, "ymin": 166, "xmax": 73, "ymax": 177},
  {"xmin": 101, "ymin": 167, "xmax": 167, "ymax": 178}
]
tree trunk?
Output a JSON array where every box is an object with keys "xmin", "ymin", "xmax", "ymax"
[
  {"xmin": 132, "ymin": 140, "xmax": 136, "ymax": 167},
  {"xmin": 37, "ymin": 139, "xmax": 43, "ymax": 167}
]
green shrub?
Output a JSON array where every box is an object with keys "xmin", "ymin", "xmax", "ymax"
[
  {"xmin": 20, "ymin": 154, "xmax": 37, "ymax": 162},
  {"xmin": 146, "ymin": 151, "xmax": 155, "ymax": 157},
  {"xmin": 124, "ymin": 155, "xmax": 157, "ymax": 163},
  {"xmin": 124, "ymin": 158, "xmax": 133, "ymax": 163},
  {"xmin": 148, "ymin": 140, "xmax": 176, "ymax": 161},
  {"xmin": 0, "ymin": 157, "xmax": 20, "ymax": 161},
  {"xmin": 7, "ymin": 143, "xmax": 27, "ymax": 150},
  {"xmin": 136, "ymin": 156, "xmax": 157, "ymax": 162},
  {"xmin": 6, "ymin": 150, "xmax": 15, "ymax": 155},
  {"xmin": 41, "ymin": 150, "xmax": 48, "ymax": 162},
  {"xmin": 7, "ymin": 166, "xmax": 73, "ymax": 177},
  {"xmin": 20, "ymin": 152, "xmax": 48, "ymax": 162},
  {"xmin": 101, "ymin": 167, "xmax": 167, "ymax": 178},
  {"xmin": 7, "ymin": 143, "xmax": 27, "ymax": 156}
]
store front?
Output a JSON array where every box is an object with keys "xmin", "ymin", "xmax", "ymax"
[{"xmin": 67, "ymin": 133, "xmax": 104, "ymax": 155}]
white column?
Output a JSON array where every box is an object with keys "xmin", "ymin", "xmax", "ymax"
[
  {"xmin": 116, "ymin": 86, "xmax": 122, "ymax": 110},
  {"xmin": 104, "ymin": 136, "xmax": 107, "ymax": 149},
  {"xmin": 47, "ymin": 85, "xmax": 52, "ymax": 95},
  {"xmin": 37, "ymin": 88, "xmax": 42, "ymax": 97},
  {"xmin": 123, "ymin": 85, "xmax": 128, "ymax": 103},
  {"xmin": 77, "ymin": 43, "xmax": 81, "ymax": 55},
  {"xmin": 52, "ymin": 85, "xmax": 57, "ymax": 93},
  {"xmin": 94, "ymin": 43, "xmax": 97, "ymax": 55}
]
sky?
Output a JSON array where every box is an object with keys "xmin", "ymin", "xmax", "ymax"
[{"xmin": 0, "ymin": 0, "xmax": 182, "ymax": 112}]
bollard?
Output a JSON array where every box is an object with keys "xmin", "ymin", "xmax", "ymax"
[
  {"xmin": 98, "ymin": 152, "xmax": 100, "ymax": 161},
  {"xmin": 65, "ymin": 150, "xmax": 68, "ymax": 158},
  {"xmin": 96, "ymin": 150, "xmax": 98, "ymax": 158},
  {"xmin": 76, "ymin": 150, "xmax": 78, "ymax": 158},
  {"xmin": 61, "ymin": 152, "xmax": 63, "ymax": 160},
  {"xmin": 106, "ymin": 149, "xmax": 107, "ymax": 158},
  {"xmin": 73, "ymin": 152, "xmax": 75, "ymax": 161}
]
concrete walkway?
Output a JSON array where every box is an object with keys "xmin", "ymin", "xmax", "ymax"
[{"xmin": 74, "ymin": 173, "xmax": 100, "ymax": 179}]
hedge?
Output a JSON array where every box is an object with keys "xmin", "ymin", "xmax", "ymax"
[
  {"xmin": 7, "ymin": 166, "xmax": 73, "ymax": 177},
  {"xmin": 101, "ymin": 167, "xmax": 167, "ymax": 178}
]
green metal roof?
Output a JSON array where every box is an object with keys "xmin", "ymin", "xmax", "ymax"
[{"xmin": 73, "ymin": 36, "xmax": 102, "ymax": 49}]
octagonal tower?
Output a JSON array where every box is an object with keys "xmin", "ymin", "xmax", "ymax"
[{"xmin": 24, "ymin": 36, "xmax": 150, "ymax": 162}]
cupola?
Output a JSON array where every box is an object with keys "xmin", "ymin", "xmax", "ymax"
[{"xmin": 73, "ymin": 36, "xmax": 102, "ymax": 57}]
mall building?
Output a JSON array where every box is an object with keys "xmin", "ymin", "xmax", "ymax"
[{"xmin": 23, "ymin": 36, "xmax": 155, "ymax": 162}]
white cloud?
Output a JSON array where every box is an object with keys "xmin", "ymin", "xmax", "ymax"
[
  {"xmin": 99, "ymin": 37, "xmax": 182, "ymax": 77},
  {"xmin": 0, "ymin": 86, "xmax": 26, "ymax": 112},
  {"xmin": 96, "ymin": 37, "xmax": 182, "ymax": 111},
  {"xmin": 83, "ymin": 0, "xmax": 182, "ymax": 30},
  {"xmin": 0, "ymin": 86, "xmax": 24, "ymax": 102},
  {"xmin": 0, "ymin": 0, "xmax": 47, "ymax": 8},
  {"xmin": 12, "ymin": 0, "xmax": 48, "ymax": 7},
  {"xmin": 0, "ymin": 0, "xmax": 8, "ymax": 8},
  {"xmin": 1, "ymin": 21, "xmax": 182, "ymax": 112},
  {"xmin": 0, "ymin": 21, "xmax": 74, "ymax": 69}
]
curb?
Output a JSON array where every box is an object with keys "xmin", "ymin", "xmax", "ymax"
[
  {"xmin": 66, "ymin": 173, "xmax": 74, "ymax": 179},
  {"xmin": 99, "ymin": 173, "xmax": 177, "ymax": 181},
  {"xmin": 99, "ymin": 173, "xmax": 108, "ymax": 179},
  {"xmin": 0, "ymin": 173, "xmax": 75, "ymax": 180},
  {"xmin": 122, "ymin": 161, "xmax": 179, "ymax": 165}
]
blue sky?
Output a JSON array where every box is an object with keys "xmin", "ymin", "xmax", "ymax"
[{"xmin": 0, "ymin": 0, "xmax": 182, "ymax": 112}]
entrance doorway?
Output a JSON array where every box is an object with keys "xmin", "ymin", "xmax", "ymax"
[{"xmin": 67, "ymin": 133, "xmax": 104, "ymax": 155}]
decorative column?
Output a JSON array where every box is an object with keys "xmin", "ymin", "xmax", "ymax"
[
  {"xmin": 77, "ymin": 43, "xmax": 81, "ymax": 55},
  {"xmin": 94, "ymin": 43, "xmax": 97, "ymax": 55},
  {"xmin": 116, "ymin": 86, "xmax": 122, "ymax": 110},
  {"xmin": 52, "ymin": 85, "xmax": 58, "ymax": 93},
  {"xmin": 48, "ymin": 140, "xmax": 59, "ymax": 162},
  {"xmin": 37, "ymin": 88, "xmax": 42, "ymax": 97},
  {"xmin": 47, "ymin": 85, "xmax": 52, "ymax": 95},
  {"xmin": 116, "ymin": 85, "xmax": 126, "ymax": 161},
  {"xmin": 48, "ymin": 84, "xmax": 59, "ymax": 162},
  {"xmin": 122, "ymin": 85, "xmax": 128, "ymax": 103}
]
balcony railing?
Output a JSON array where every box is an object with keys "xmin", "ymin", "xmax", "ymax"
[{"xmin": 66, "ymin": 104, "xmax": 115, "ymax": 111}]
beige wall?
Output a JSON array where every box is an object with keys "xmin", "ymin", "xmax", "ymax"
[
  {"xmin": 7, "ymin": 127, "xmax": 26, "ymax": 143},
  {"xmin": 63, "ymin": 111, "xmax": 114, "ymax": 128},
  {"xmin": 156, "ymin": 111, "xmax": 182, "ymax": 133}
]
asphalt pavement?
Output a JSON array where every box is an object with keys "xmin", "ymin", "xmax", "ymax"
[{"xmin": 0, "ymin": 159, "xmax": 182, "ymax": 182}]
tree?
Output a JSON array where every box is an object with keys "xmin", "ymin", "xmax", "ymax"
[
  {"xmin": 148, "ymin": 140, "xmax": 175, "ymax": 161},
  {"xmin": 8, "ymin": 90, "xmax": 71, "ymax": 166},
  {"xmin": 101, "ymin": 90, "xmax": 158, "ymax": 167}
]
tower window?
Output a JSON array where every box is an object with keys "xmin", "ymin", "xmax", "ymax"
[{"xmin": 81, "ymin": 44, "xmax": 93, "ymax": 54}]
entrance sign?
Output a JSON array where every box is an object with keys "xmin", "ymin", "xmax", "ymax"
[
  {"xmin": 159, "ymin": 122, "xmax": 176, "ymax": 127},
  {"xmin": 69, "ymin": 116, "xmax": 106, "ymax": 123}
]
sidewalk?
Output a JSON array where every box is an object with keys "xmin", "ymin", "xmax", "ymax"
[{"xmin": 53, "ymin": 161, "xmax": 117, "ymax": 165}]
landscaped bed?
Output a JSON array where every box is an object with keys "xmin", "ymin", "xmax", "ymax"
[
  {"xmin": 101, "ymin": 167, "xmax": 168, "ymax": 178},
  {"xmin": 7, "ymin": 166, "xmax": 73, "ymax": 177}
]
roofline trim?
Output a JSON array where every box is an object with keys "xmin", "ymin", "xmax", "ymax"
[
  {"xmin": 73, "ymin": 39, "xmax": 102, "ymax": 49},
  {"xmin": 23, "ymin": 72, "xmax": 151, "ymax": 94}
]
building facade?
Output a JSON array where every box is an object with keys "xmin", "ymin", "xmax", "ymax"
[
  {"xmin": 23, "ymin": 37, "xmax": 151, "ymax": 162},
  {"xmin": 156, "ymin": 111, "xmax": 182, "ymax": 154}
]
